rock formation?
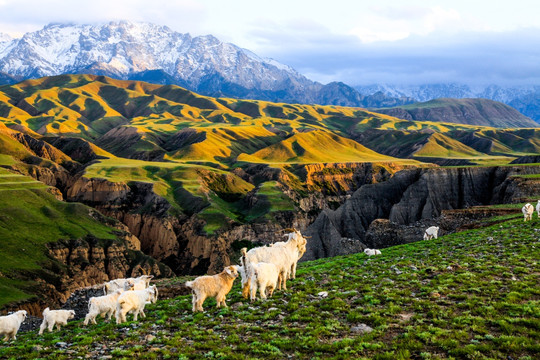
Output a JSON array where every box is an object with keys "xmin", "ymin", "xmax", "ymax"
[{"xmin": 303, "ymin": 165, "xmax": 540, "ymax": 260}]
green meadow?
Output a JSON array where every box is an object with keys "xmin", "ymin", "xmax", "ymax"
[{"xmin": 1, "ymin": 215, "xmax": 538, "ymax": 359}]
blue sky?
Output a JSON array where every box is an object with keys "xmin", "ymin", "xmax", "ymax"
[{"xmin": 1, "ymin": 0, "xmax": 539, "ymax": 86}]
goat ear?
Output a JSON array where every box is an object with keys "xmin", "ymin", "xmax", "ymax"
[{"xmin": 225, "ymin": 267, "xmax": 232, "ymax": 276}]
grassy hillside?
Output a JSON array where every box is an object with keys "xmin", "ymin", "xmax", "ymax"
[
  {"xmin": 1, "ymin": 216, "xmax": 538, "ymax": 359},
  {"xmin": 375, "ymin": 98, "xmax": 539, "ymax": 128},
  {"xmin": 412, "ymin": 133, "xmax": 485, "ymax": 158},
  {"xmin": 83, "ymin": 158, "xmax": 295, "ymax": 232},
  {"xmin": 238, "ymin": 130, "xmax": 400, "ymax": 164},
  {"xmin": 1, "ymin": 75, "xmax": 539, "ymax": 167},
  {"xmin": 0, "ymin": 167, "xmax": 120, "ymax": 307}
]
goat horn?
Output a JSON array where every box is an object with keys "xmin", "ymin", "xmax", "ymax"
[{"xmin": 283, "ymin": 228, "xmax": 295, "ymax": 233}]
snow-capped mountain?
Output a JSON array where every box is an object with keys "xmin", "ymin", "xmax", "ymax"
[
  {"xmin": 0, "ymin": 21, "xmax": 351, "ymax": 105},
  {"xmin": 0, "ymin": 22, "xmax": 303, "ymax": 91},
  {"xmin": 0, "ymin": 21, "xmax": 416, "ymax": 108},
  {"xmin": 356, "ymin": 84, "xmax": 540, "ymax": 122}
]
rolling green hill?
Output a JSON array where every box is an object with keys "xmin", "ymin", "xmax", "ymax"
[
  {"xmin": 374, "ymin": 98, "xmax": 539, "ymax": 128},
  {"xmin": 238, "ymin": 130, "xmax": 399, "ymax": 164},
  {"xmin": 0, "ymin": 75, "xmax": 540, "ymax": 166}
]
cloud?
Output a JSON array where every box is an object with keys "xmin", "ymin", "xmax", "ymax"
[
  {"xmin": 0, "ymin": 0, "xmax": 207, "ymax": 36},
  {"xmin": 257, "ymin": 27, "xmax": 540, "ymax": 86},
  {"xmin": 0, "ymin": 0, "xmax": 539, "ymax": 87}
]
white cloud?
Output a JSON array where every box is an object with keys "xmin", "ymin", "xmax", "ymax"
[{"xmin": 349, "ymin": 6, "xmax": 470, "ymax": 43}]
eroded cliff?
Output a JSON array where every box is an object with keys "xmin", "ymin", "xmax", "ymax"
[{"xmin": 303, "ymin": 165, "xmax": 540, "ymax": 260}]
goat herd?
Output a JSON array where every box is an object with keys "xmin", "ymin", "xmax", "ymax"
[{"xmin": 1, "ymin": 200, "xmax": 539, "ymax": 343}]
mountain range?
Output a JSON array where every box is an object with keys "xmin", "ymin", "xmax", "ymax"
[
  {"xmin": 357, "ymin": 83, "xmax": 540, "ymax": 122},
  {"xmin": 373, "ymin": 98, "xmax": 538, "ymax": 128},
  {"xmin": 0, "ymin": 21, "xmax": 410, "ymax": 109},
  {"xmin": 1, "ymin": 21, "xmax": 538, "ymax": 123}
]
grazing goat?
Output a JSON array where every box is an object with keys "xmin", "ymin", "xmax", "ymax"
[
  {"xmin": 522, "ymin": 203, "xmax": 534, "ymax": 222},
  {"xmin": 274, "ymin": 228, "xmax": 309, "ymax": 279},
  {"xmin": 38, "ymin": 308, "xmax": 75, "ymax": 335},
  {"xmin": 0, "ymin": 310, "xmax": 26, "ymax": 341},
  {"xmin": 104, "ymin": 275, "xmax": 153, "ymax": 294},
  {"xmin": 423, "ymin": 226, "xmax": 439, "ymax": 240},
  {"xmin": 243, "ymin": 228, "xmax": 307, "ymax": 296},
  {"xmin": 240, "ymin": 248, "xmax": 279, "ymax": 301},
  {"xmin": 115, "ymin": 285, "xmax": 158, "ymax": 324},
  {"xmin": 536, "ymin": 200, "xmax": 540, "ymax": 218},
  {"xmin": 364, "ymin": 248, "xmax": 382, "ymax": 256},
  {"xmin": 84, "ymin": 289, "xmax": 124, "ymax": 325},
  {"xmin": 185, "ymin": 266, "xmax": 239, "ymax": 312}
]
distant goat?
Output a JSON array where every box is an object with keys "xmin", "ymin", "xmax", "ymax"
[
  {"xmin": 38, "ymin": 308, "xmax": 75, "ymax": 335},
  {"xmin": 84, "ymin": 289, "xmax": 124, "ymax": 325},
  {"xmin": 0, "ymin": 310, "xmax": 26, "ymax": 341},
  {"xmin": 185, "ymin": 265, "xmax": 239, "ymax": 312},
  {"xmin": 115, "ymin": 285, "xmax": 158, "ymax": 324},
  {"xmin": 364, "ymin": 248, "xmax": 382, "ymax": 256},
  {"xmin": 423, "ymin": 226, "xmax": 439, "ymax": 240},
  {"xmin": 522, "ymin": 203, "xmax": 534, "ymax": 221}
]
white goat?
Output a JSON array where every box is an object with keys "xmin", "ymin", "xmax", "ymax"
[
  {"xmin": 273, "ymin": 229, "xmax": 309, "ymax": 279},
  {"xmin": 522, "ymin": 203, "xmax": 534, "ymax": 221},
  {"xmin": 104, "ymin": 275, "xmax": 153, "ymax": 294},
  {"xmin": 243, "ymin": 229, "xmax": 306, "ymax": 295},
  {"xmin": 536, "ymin": 200, "xmax": 540, "ymax": 219},
  {"xmin": 364, "ymin": 248, "xmax": 382, "ymax": 256},
  {"xmin": 84, "ymin": 289, "xmax": 124, "ymax": 325},
  {"xmin": 185, "ymin": 266, "xmax": 239, "ymax": 312},
  {"xmin": 240, "ymin": 248, "xmax": 279, "ymax": 301},
  {"xmin": 0, "ymin": 310, "xmax": 26, "ymax": 341},
  {"xmin": 115, "ymin": 285, "xmax": 158, "ymax": 324},
  {"xmin": 423, "ymin": 226, "xmax": 439, "ymax": 240},
  {"xmin": 38, "ymin": 307, "xmax": 75, "ymax": 335}
]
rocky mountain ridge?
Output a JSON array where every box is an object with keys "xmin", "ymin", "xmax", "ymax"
[
  {"xmin": 357, "ymin": 83, "xmax": 540, "ymax": 122},
  {"xmin": 0, "ymin": 22, "xmax": 407, "ymax": 109},
  {"xmin": 374, "ymin": 98, "xmax": 538, "ymax": 128}
]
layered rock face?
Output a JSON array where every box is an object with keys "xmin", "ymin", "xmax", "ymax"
[{"xmin": 303, "ymin": 165, "xmax": 540, "ymax": 260}]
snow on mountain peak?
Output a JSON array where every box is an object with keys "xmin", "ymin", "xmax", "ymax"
[{"xmin": 0, "ymin": 21, "xmax": 307, "ymax": 90}]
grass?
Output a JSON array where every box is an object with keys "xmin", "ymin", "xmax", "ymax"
[
  {"xmin": 238, "ymin": 130, "xmax": 400, "ymax": 164},
  {"xmin": 1, "ymin": 216, "xmax": 538, "ymax": 359},
  {"xmin": 2, "ymin": 74, "xmax": 539, "ymax": 166},
  {"xmin": 0, "ymin": 167, "xmax": 122, "ymax": 307}
]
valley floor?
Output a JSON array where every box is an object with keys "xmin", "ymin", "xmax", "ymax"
[{"xmin": 1, "ymin": 216, "xmax": 539, "ymax": 359}]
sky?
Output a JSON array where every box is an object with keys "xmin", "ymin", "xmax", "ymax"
[{"xmin": 0, "ymin": 0, "xmax": 539, "ymax": 87}]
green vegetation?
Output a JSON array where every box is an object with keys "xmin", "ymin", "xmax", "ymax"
[
  {"xmin": 0, "ymin": 167, "xmax": 120, "ymax": 307},
  {"xmin": 1, "ymin": 216, "xmax": 538, "ymax": 359},
  {"xmin": 1, "ymin": 75, "xmax": 538, "ymax": 168}
]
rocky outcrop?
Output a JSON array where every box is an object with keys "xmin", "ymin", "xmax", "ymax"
[
  {"xmin": 67, "ymin": 177, "xmax": 130, "ymax": 205},
  {"xmin": 46, "ymin": 236, "xmax": 172, "ymax": 303},
  {"xmin": 44, "ymin": 137, "xmax": 111, "ymax": 164},
  {"xmin": 11, "ymin": 133, "xmax": 77, "ymax": 168},
  {"xmin": 303, "ymin": 165, "xmax": 540, "ymax": 260},
  {"xmin": 510, "ymin": 155, "xmax": 540, "ymax": 164},
  {"xmin": 295, "ymin": 162, "xmax": 399, "ymax": 196}
]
